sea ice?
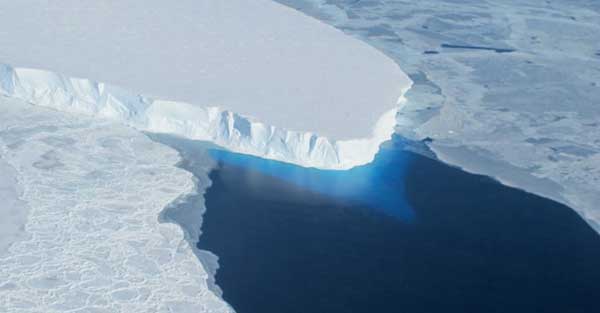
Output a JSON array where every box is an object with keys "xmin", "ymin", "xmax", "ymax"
[
  {"xmin": 277, "ymin": 0, "xmax": 600, "ymax": 232},
  {"xmin": 0, "ymin": 98, "xmax": 232, "ymax": 313},
  {"xmin": 0, "ymin": 155, "xmax": 28, "ymax": 255}
]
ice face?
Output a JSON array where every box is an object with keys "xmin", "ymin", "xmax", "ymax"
[
  {"xmin": 0, "ymin": 98, "xmax": 232, "ymax": 313},
  {"xmin": 276, "ymin": 0, "xmax": 600, "ymax": 232},
  {"xmin": 0, "ymin": 64, "xmax": 403, "ymax": 170}
]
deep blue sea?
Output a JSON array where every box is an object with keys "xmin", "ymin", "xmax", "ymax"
[{"xmin": 190, "ymin": 136, "xmax": 600, "ymax": 313}]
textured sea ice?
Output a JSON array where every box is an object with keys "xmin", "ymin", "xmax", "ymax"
[
  {"xmin": 0, "ymin": 97, "xmax": 233, "ymax": 313},
  {"xmin": 0, "ymin": 157, "xmax": 28, "ymax": 255}
]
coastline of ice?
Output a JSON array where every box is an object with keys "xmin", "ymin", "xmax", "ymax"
[
  {"xmin": 149, "ymin": 134, "xmax": 226, "ymax": 299},
  {"xmin": 0, "ymin": 98, "xmax": 232, "ymax": 312}
]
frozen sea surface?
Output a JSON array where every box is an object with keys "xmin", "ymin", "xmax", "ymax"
[
  {"xmin": 276, "ymin": 0, "xmax": 600, "ymax": 231},
  {"xmin": 0, "ymin": 98, "xmax": 231, "ymax": 313},
  {"xmin": 0, "ymin": 155, "xmax": 28, "ymax": 255}
]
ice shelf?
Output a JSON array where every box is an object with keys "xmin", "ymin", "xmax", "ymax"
[{"xmin": 0, "ymin": 0, "xmax": 411, "ymax": 168}]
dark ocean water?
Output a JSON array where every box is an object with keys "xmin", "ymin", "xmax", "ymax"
[{"xmin": 190, "ymin": 137, "xmax": 600, "ymax": 313}]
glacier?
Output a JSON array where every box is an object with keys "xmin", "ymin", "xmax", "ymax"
[{"xmin": 8, "ymin": 0, "xmax": 599, "ymax": 311}]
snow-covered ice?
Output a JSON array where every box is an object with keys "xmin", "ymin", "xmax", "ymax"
[
  {"xmin": 0, "ymin": 155, "xmax": 28, "ymax": 255},
  {"xmin": 0, "ymin": 98, "xmax": 232, "ymax": 313},
  {"xmin": 0, "ymin": 0, "xmax": 411, "ymax": 143},
  {"xmin": 277, "ymin": 0, "xmax": 600, "ymax": 232}
]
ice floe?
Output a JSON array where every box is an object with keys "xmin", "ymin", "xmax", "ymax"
[{"xmin": 0, "ymin": 98, "xmax": 232, "ymax": 313}]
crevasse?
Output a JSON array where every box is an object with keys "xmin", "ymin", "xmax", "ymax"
[{"xmin": 0, "ymin": 63, "xmax": 411, "ymax": 169}]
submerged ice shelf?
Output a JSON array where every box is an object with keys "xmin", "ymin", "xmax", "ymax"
[{"xmin": 0, "ymin": 63, "xmax": 410, "ymax": 170}]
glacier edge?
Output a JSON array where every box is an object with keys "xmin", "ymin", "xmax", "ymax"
[{"xmin": 0, "ymin": 63, "xmax": 411, "ymax": 170}]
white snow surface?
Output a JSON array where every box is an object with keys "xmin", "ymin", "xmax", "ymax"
[
  {"xmin": 0, "ymin": 1, "xmax": 413, "ymax": 311},
  {"xmin": 0, "ymin": 0, "xmax": 411, "ymax": 143}
]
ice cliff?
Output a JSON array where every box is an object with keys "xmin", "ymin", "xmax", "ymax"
[{"xmin": 0, "ymin": 64, "xmax": 411, "ymax": 169}]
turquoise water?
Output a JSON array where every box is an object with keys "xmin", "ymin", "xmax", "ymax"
[
  {"xmin": 208, "ymin": 140, "xmax": 414, "ymax": 221},
  {"xmin": 192, "ymin": 136, "xmax": 600, "ymax": 313}
]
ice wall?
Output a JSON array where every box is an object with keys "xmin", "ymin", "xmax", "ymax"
[{"xmin": 0, "ymin": 64, "xmax": 408, "ymax": 170}]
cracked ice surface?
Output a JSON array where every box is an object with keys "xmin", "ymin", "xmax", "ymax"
[
  {"xmin": 0, "ymin": 153, "xmax": 28, "ymax": 255},
  {"xmin": 277, "ymin": 0, "xmax": 600, "ymax": 232},
  {"xmin": 0, "ymin": 98, "xmax": 232, "ymax": 313}
]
